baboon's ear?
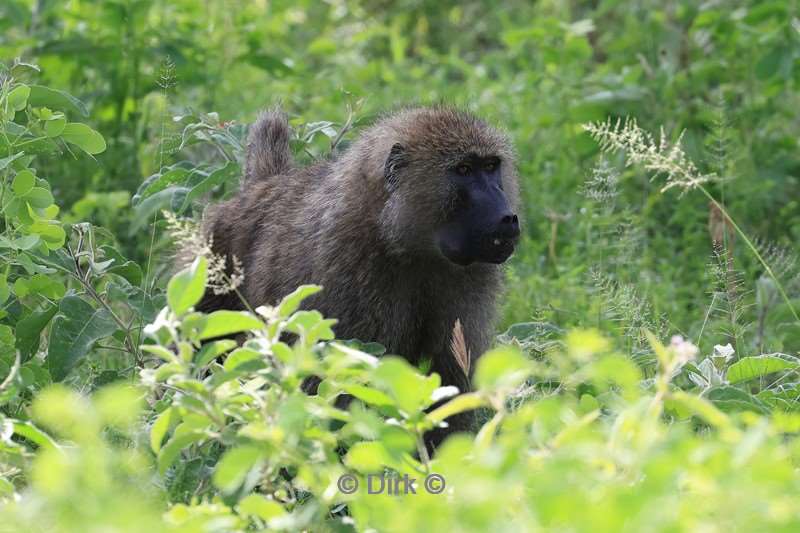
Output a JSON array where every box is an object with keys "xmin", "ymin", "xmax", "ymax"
[{"xmin": 384, "ymin": 143, "xmax": 407, "ymax": 192}]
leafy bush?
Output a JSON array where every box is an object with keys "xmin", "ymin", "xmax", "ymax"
[
  {"xmin": 3, "ymin": 264, "xmax": 800, "ymax": 530},
  {"xmin": 2, "ymin": 1, "xmax": 800, "ymax": 531}
]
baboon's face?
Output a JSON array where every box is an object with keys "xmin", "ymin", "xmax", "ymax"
[{"xmin": 435, "ymin": 153, "xmax": 520, "ymax": 266}]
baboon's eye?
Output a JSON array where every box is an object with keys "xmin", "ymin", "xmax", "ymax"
[
  {"xmin": 456, "ymin": 163, "xmax": 471, "ymax": 176},
  {"xmin": 483, "ymin": 157, "xmax": 500, "ymax": 172}
]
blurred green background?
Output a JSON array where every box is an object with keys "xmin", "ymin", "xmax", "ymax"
[{"xmin": 2, "ymin": 0, "xmax": 799, "ymax": 353}]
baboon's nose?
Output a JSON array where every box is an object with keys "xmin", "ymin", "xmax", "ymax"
[{"xmin": 496, "ymin": 213, "xmax": 520, "ymax": 240}]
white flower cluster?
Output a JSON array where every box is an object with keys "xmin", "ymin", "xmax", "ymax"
[
  {"xmin": 584, "ymin": 118, "xmax": 716, "ymax": 194},
  {"xmin": 163, "ymin": 210, "xmax": 244, "ymax": 296}
]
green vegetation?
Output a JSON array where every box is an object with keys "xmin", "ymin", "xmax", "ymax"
[{"xmin": 2, "ymin": 1, "xmax": 800, "ymax": 531}]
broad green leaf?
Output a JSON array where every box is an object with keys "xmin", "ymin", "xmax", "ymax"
[
  {"xmin": 341, "ymin": 384, "xmax": 395, "ymax": 407},
  {"xmin": 158, "ymin": 431, "xmax": 206, "ymax": 475},
  {"xmin": 706, "ymin": 386, "xmax": 772, "ymax": 415},
  {"xmin": 373, "ymin": 357, "xmax": 441, "ymax": 414},
  {"xmin": 180, "ymin": 161, "xmax": 238, "ymax": 211},
  {"xmin": 150, "ymin": 407, "xmax": 178, "ymax": 453},
  {"xmin": 23, "ymin": 186, "xmax": 54, "ymax": 208},
  {"xmin": 167, "ymin": 256, "xmax": 207, "ymax": 315},
  {"xmin": 277, "ymin": 285, "xmax": 322, "ymax": 318},
  {"xmin": 245, "ymin": 53, "xmax": 294, "ymax": 75},
  {"xmin": 100, "ymin": 245, "xmax": 143, "ymax": 285},
  {"xmin": 0, "ymin": 152, "xmax": 24, "ymax": 171},
  {"xmin": 344, "ymin": 441, "xmax": 406, "ymax": 474},
  {"xmin": 12, "ymin": 234, "xmax": 41, "ymax": 250},
  {"xmin": 197, "ymin": 310, "xmax": 264, "ymax": 340},
  {"xmin": 223, "ymin": 347, "xmax": 262, "ymax": 371},
  {"xmin": 129, "ymin": 186, "xmax": 189, "ymax": 234},
  {"xmin": 427, "ymin": 392, "xmax": 487, "ymax": 424},
  {"xmin": 474, "ymin": 346, "xmax": 531, "ymax": 391},
  {"xmin": 47, "ymin": 296, "xmax": 119, "ymax": 381},
  {"xmin": 11, "ymin": 420, "xmax": 58, "ymax": 451},
  {"xmin": 15, "ymin": 303, "xmax": 58, "ymax": 361},
  {"xmin": 44, "ymin": 116, "xmax": 66, "ymax": 137},
  {"xmin": 14, "ymin": 274, "xmax": 65, "ymax": 300},
  {"xmin": 11, "ymin": 170, "xmax": 35, "ymax": 196},
  {"xmin": 284, "ymin": 310, "xmax": 336, "ymax": 343},
  {"xmin": 213, "ymin": 445, "xmax": 264, "ymax": 494},
  {"xmin": 141, "ymin": 345, "xmax": 178, "ymax": 363},
  {"xmin": 237, "ymin": 494, "xmax": 287, "ymax": 521},
  {"xmin": 0, "ymin": 478, "xmax": 13, "ymax": 497},
  {"xmin": 27, "ymin": 85, "xmax": 89, "ymax": 117},
  {"xmin": 726, "ymin": 354, "xmax": 800, "ymax": 384},
  {"xmin": 60, "ymin": 122, "xmax": 107, "ymax": 154},
  {"xmin": 133, "ymin": 166, "xmax": 190, "ymax": 203},
  {"xmin": 195, "ymin": 339, "xmax": 238, "ymax": 367},
  {"xmin": 7, "ymin": 85, "xmax": 30, "ymax": 111},
  {"xmin": 27, "ymin": 222, "xmax": 65, "ymax": 249},
  {"xmin": 94, "ymin": 384, "xmax": 142, "ymax": 428}
]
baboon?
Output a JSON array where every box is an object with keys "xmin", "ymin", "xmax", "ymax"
[{"xmin": 199, "ymin": 105, "xmax": 521, "ymax": 449}]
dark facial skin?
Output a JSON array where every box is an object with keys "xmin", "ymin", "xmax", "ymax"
[{"xmin": 436, "ymin": 153, "xmax": 520, "ymax": 266}]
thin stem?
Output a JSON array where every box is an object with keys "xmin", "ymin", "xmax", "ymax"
[
  {"xmin": 698, "ymin": 186, "xmax": 799, "ymax": 323},
  {"xmin": 415, "ymin": 431, "xmax": 431, "ymax": 471},
  {"xmin": 697, "ymin": 292, "xmax": 717, "ymax": 346}
]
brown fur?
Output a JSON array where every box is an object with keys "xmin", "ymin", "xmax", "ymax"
[{"xmin": 199, "ymin": 105, "xmax": 520, "ymax": 447}]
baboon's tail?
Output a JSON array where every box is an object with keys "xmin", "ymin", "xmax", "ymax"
[{"xmin": 244, "ymin": 108, "xmax": 293, "ymax": 184}]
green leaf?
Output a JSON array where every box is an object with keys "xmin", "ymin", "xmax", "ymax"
[
  {"xmin": 196, "ymin": 310, "xmax": 264, "ymax": 340},
  {"xmin": 12, "ymin": 234, "xmax": 41, "ymax": 250},
  {"xmin": 23, "ymin": 186, "xmax": 54, "ymax": 208},
  {"xmin": 167, "ymin": 256, "xmax": 207, "ymax": 315},
  {"xmin": 129, "ymin": 186, "xmax": 189, "ymax": 234},
  {"xmin": 47, "ymin": 296, "xmax": 119, "ymax": 381},
  {"xmin": 345, "ymin": 441, "xmax": 397, "ymax": 473},
  {"xmin": 150, "ymin": 407, "xmax": 178, "ymax": 454},
  {"xmin": 706, "ymin": 386, "xmax": 772, "ymax": 415},
  {"xmin": 158, "ymin": 431, "xmax": 206, "ymax": 475},
  {"xmin": 15, "ymin": 303, "xmax": 58, "ymax": 361},
  {"xmin": 26, "ymin": 221, "xmax": 65, "ymax": 249},
  {"xmin": 474, "ymin": 346, "xmax": 531, "ymax": 391},
  {"xmin": 213, "ymin": 445, "xmax": 264, "ymax": 494},
  {"xmin": 133, "ymin": 166, "xmax": 190, "ymax": 204},
  {"xmin": 7, "ymin": 85, "xmax": 30, "ymax": 111},
  {"xmin": 11, "ymin": 170, "xmax": 34, "ymax": 196},
  {"xmin": 341, "ymin": 384, "xmax": 395, "ymax": 407},
  {"xmin": 726, "ymin": 354, "xmax": 800, "ymax": 384},
  {"xmin": 0, "ymin": 152, "xmax": 25, "ymax": 171},
  {"xmin": 11, "ymin": 420, "xmax": 58, "ymax": 450},
  {"xmin": 27, "ymin": 85, "xmax": 89, "ymax": 117},
  {"xmin": 0, "ymin": 275, "xmax": 8, "ymax": 306},
  {"xmin": 237, "ymin": 494, "xmax": 287, "ymax": 521},
  {"xmin": 373, "ymin": 357, "xmax": 441, "ymax": 414},
  {"xmin": 223, "ymin": 347, "xmax": 262, "ymax": 372},
  {"xmin": 427, "ymin": 392, "xmax": 487, "ymax": 424},
  {"xmin": 60, "ymin": 122, "xmax": 107, "ymax": 155},
  {"xmin": 194, "ymin": 339, "xmax": 238, "ymax": 367},
  {"xmin": 284, "ymin": 310, "xmax": 336, "ymax": 344},
  {"xmin": 141, "ymin": 345, "xmax": 178, "ymax": 363},
  {"xmin": 277, "ymin": 285, "xmax": 322, "ymax": 318},
  {"xmin": 100, "ymin": 245, "xmax": 143, "ymax": 285},
  {"xmin": 180, "ymin": 162, "xmax": 239, "ymax": 212},
  {"xmin": 0, "ymin": 478, "xmax": 13, "ymax": 498},
  {"xmin": 245, "ymin": 54, "xmax": 294, "ymax": 76},
  {"xmin": 44, "ymin": 116, "xmax": 66, "ymax": 137}
]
